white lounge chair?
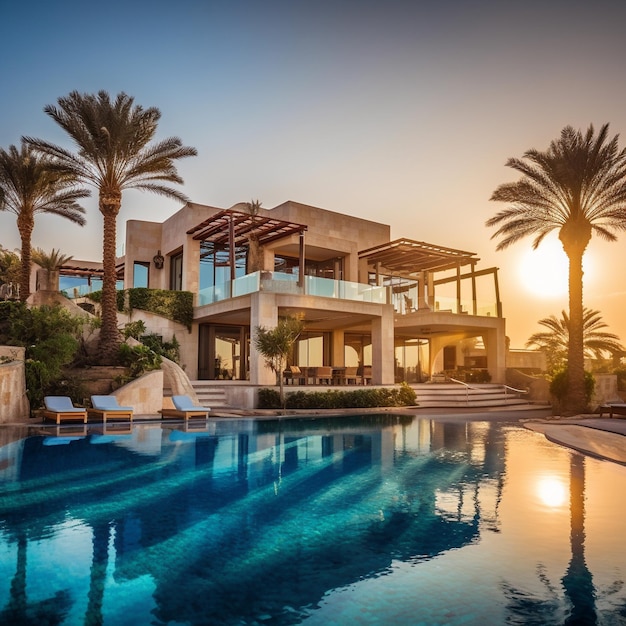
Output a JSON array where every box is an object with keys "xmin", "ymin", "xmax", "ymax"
[
  {"xmin": 43, "ymin": 396, "xmax": 88, "ymax": 424},
  {"xmin": 160, "ymin": 395, "xmax": 210, "ymax": 420},
  {"xmin": 88, "ymin": 395, "xmax": 134, "ymax": 422}
]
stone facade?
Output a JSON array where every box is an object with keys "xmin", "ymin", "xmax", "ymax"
[{"xmin": 0, "ymin": 347, "xmax": 29, "ymax": 423}]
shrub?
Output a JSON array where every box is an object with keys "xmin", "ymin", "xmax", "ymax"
[
  {"xmin": 117, "ymin": 343, "xmax": 162, "ymax": 378},
  {"xmin": 257, "ymin": 383, "xmax": 417, "ymax": 410},
  {"xmin": 89, "ymin": 288, "xmax": 194, "ymax": 329},
  {"xmin": 122, "ymin": 319, "xmax": 147, "ymax": 340},
  {"xmin": 613, "ymin": 366, "xmax": 626, "ymax": 392},
  {"xmin": 141, "ymin": 332, "xmax": 180, "ymax": 364},
  {"xmin": 549, "ymin": 368, "xmax": 595, "ymax": 411},
  {"xmin": 5, "ymin": 304, "xmax": 83, "ymax": 410}
]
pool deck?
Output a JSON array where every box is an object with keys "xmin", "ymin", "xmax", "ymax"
[
  {"xmin": 7, "ymin": 405, "xmax": 626, "ymax": 467},
  {"xmin": 522, "ymin": 415, "xmax": 626, "ymax": 466}
]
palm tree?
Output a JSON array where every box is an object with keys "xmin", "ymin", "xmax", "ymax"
[
  {"xmin": 231, "ymin": 199, "xmax": 264, "ymax": 273},
  {"xmin": 527, "ymin": 308, "xmax": 624, "ymax": 372},
  {"xmin": 25, "ymin": 91, "xmax": 197, "ymax": 362},
  {"xmin": 0, "ymin": 142, "xmax": 88, "ymax": 301},
  {"xmin": 31, "ymin": 247, "xmax": 73, "ymax": 271},
  {"xmin": 486, "ymin": 124, "xmax": 626, "ymax": 415}
]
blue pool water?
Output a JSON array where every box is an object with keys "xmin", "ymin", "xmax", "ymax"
[{"xmin": 1, "ymin": 414, "xmax": 626, "ymax": 625}]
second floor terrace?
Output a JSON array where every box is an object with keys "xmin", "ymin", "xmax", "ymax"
[{"xmin": 58, "ymin": 207, "xmax": 502, "ymax": 321}]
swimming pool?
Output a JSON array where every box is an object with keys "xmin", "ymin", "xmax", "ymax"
[{"xmin": 1, "ymin": 414, "xmax": 626, "ymax": 625}]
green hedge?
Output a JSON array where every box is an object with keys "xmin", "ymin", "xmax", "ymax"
[
  {"xmin": 89, "ymin": 288, "xmax": 194, "ymax": 330},
  {"xmin": 258, "ymin": 383, "xmax": 417, "ymax": 409}
]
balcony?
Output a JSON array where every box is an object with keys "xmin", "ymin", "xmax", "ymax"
[
  {"xmin": 197, "ymin": 271, "xmax": 387, "ymax": 306},
  {"xmin": 197, "ymin": 270, "xmax": 498, "ymax": 317}
]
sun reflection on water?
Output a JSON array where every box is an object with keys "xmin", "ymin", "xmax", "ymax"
[{"xmin": 537, "ymin": 476, "xmax": 567, "ymax": 508}]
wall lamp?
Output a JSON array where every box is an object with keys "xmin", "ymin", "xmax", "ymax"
[{"xmin": 153, "ymin": 250, "xmax": 165, "ymax": 269}]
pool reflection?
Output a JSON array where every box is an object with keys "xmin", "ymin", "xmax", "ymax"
[{"xmin": 0, "ymin": 416, "xmax": 625, "ymax": 625}]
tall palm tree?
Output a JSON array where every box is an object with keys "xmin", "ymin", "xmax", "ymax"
[
  {"xmin": 0, "ymin": 142, "xmax": 88, "ymax": 301},
  {"xmin": 486, "ymin": 124, "xmax": 626, "ymax": 415},
  {"xmin": 527, "ymin": 308, "xmax": 624, "ymax": 372},
  {"xmin": 25, "ymin": 91, "xmax": 197, "ymax": 362}
]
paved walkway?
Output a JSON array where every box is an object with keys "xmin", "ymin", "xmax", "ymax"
[{"xmin": 523, "ymin": 416, "xmax": 626, "ymax": 465}]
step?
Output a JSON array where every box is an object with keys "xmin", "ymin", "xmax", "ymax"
[
  {"xmin": 411, "ymin": 383, "xmax": 532, "ymax": 409},
  {"xmin": 189, "ymin": 381, "xmax": 229, "ymax": 410}
]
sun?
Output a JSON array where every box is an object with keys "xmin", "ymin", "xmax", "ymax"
[{"xmin": 518, "ymin": 235, "xmax": 593, "ymax": 298}]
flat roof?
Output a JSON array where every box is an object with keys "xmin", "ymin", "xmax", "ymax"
[{"xmin": 359, "ymin": 238, "xmax": 479, "ymax": 274}]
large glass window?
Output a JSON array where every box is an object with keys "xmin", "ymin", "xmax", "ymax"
[
  {"xmin": 198, "ymin": 324, "xmax": 249, "ymax": 380},
  {"xmin": 296, "ymin": 331, "xmax": 331, "ymax": 366},
  {"xmin": 394, "ymin": 338, "xmax": 429, "ymax": 383},
  {"xmin": 274, "ymin": 255, "xmax": 344, "ymax": 280},
  {"xmin": 199, "ymin": 242, "xmax": 247, "ymax": 290},
  {"xmin": 344, "ymin": 333, "xmax": 372, "ymax": 368}
]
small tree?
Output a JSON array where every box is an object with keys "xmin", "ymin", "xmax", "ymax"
[
  {"xmin": 254, "ymin": 316, "xmax": 304, "ymax": 408},
  {"xmin": 0, "ymin": 246, "xmax": 20, "ymax": 289}
]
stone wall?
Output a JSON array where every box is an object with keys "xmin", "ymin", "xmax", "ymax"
[
  {"xmin": 112, "ymin": 370, "xmax": 164, "ymax": 415},
  {"xmin": 0, "ymin": 347, "xmax": 29, "ymax": 423}
]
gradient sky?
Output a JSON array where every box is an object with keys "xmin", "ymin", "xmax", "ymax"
[{"xmin": 2, "ymin": 0, "xmax": 626, "ymax": 348}]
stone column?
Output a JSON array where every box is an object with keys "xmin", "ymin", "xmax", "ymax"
[
  {"xmin": 371, "ymin": 307, "xmax": 395, "ymax": 385},
  {"xmin": 249, "ymin": 292, "xmax": 278, "ymax": 385}
]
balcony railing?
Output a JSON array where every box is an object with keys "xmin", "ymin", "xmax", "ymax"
[{"xmin": 198, "ymin": 271, "xmax": 387, "ymax": 306}]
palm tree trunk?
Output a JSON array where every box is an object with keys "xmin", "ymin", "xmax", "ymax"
[
  {"xmin": 17, "ymin": 214, "xmax": 33, "ymax": 302},
  {"xmin": 563, "ymin": 246, "xmax": 587, "ymax": 415},
  {"xmin": 562, "ymin": 455, "xmax": 596, "ymax": 624},
  {"xmin": 98, "ymin": 194, "xmax": 121, "ymax": 363}
]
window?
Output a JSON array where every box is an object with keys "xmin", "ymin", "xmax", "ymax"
[
  {"xmin": 170, "ymin": 252, "xmax": 183, "ymax": 291},
  {"xmin": 133, "ymin": 262, "xmax": 149, "ymax": 288},
  {"xmin": 199, "ymin": 242, "xmax": 246, "ymax": 290}
]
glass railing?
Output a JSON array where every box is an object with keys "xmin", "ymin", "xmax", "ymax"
[
  {"xmin": 198, "ymin": 271, "xmax": 386, "ymax": 306},
  {"xmin": 196, "ymin": 271, "xmax": 496, "ymax": 315},
  {"xmin": 305, "ymin": 276, "xmax": 387, "ymax": 303}
]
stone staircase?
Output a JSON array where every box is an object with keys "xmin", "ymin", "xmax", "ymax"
[
  {"xmin": 411, "ymin": 382, "xmax": 537, "ymax": 410},
  {"xmin": 189, "ymin": 381, "xmax": 230, "ymax": 411},
  {"xmin": 187, "ymin": 380, "xmax": 541, "ymax": 413}
]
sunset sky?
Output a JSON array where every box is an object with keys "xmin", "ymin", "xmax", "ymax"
[{"xmin": 2, "ymin": 0, "xmax": 626, "ymax": 348}]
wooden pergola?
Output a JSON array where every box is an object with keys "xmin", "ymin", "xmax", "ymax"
[
  {"xmin": 187, "ymin": 209, "xmax": 308, "ymax": 283},
  {"xmin": 359, "ymin": 238, "xmax": 501, "ymax": 317}
]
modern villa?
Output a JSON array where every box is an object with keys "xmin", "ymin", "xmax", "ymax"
[{"xmin": 60, "ymin": 200, "xmax": 507, "ymax": 392}]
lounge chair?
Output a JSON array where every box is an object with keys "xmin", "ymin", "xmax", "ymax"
[
  {"xmin": 599, "ymin": 402, "xmax": 626, "ymax": 418},
  {"xmin": 88, "ymin": 395, "xmax": 134, "ymax": 422},
  {"xmin": 42, "ymin": 396, "xmax": 88, "ymax": 424},
  {"xmin": 160, "ymin": 395, "xmax": 210, "ymax": 420}
]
